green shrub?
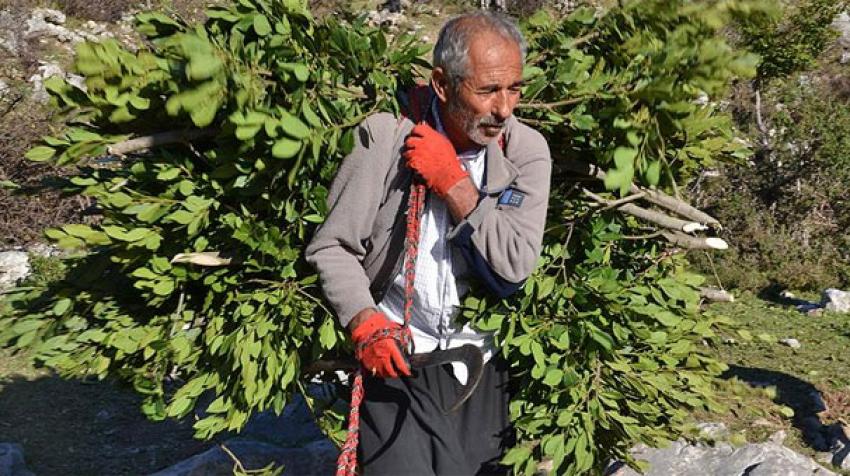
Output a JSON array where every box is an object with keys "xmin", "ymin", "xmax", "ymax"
[
  {"xmin": 693, "ymin": 76, "xmax": 850, "ymax": 291},
  {"xmin": 738, "ymin": 0, "xmax": 845, "ymax": 84},
  {"xmin": 0, "ymin": 0, "xmax": 767, "ymax": 474}
]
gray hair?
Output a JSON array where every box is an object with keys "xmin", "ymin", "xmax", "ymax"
[{"xmin": 433, "ymin": 12, "xmax": 527, "ymax": 89}]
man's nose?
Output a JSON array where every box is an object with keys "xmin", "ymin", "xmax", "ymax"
[{"xmin": 492, "ymin": 90, "xmax": 511, "ymax": 121}]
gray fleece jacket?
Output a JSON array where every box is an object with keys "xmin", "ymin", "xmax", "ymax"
[{"xmin": 305, "ymin": 111, "xmax": 552, "ymax": 327}]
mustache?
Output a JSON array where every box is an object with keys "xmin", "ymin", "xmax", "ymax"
[{"xmin": 477, "ymin": 117, "xmax": 505, "ymax": 128}]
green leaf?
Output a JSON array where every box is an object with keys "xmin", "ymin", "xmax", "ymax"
[
  {"xmin": 187, "ymin": 55, "xmax": 223, "ymax": 81},
  {"xmin": 279, "ymin": 112, "xmax": 310, "ymax": 139},
  {"xmin": 25, "ymin": 146, "xmax": 56, "ymax": 162},
  {"xmin": 271, "ymin": 138, "xmax": 301, "ymax": 159},
  {"xmin": 613, "ymin": 147, "xmax": 638, "ymax": 170},
  {"xmin": 153, "ymin": 280, "xmax": 175, "ymax": 296},
  {"xmin": 52, "ymin": 298, "xmax": 72, "ymax": 315},
  {"xmin": 319, "ymin": 319, "xmax": 336, "ymax": 349},
  {"xmin": 253, "ymin": 14, "xmax": 272, "ymax": 36},
  {"xmin": 645, "ymin": 160, "xmax": 661, "ymax": 186},
  {"xmin": 543, "ymin": 368, "xmax": 564, "ymax": 387}
]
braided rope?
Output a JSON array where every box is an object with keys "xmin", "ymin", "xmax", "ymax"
[
  {"xmin": 335, "ymin": 181, "xmax": 424, "ymax": 476},
  {"xmin": 335, "ymin": 86, "xmax": 429, "ymax": 476}
]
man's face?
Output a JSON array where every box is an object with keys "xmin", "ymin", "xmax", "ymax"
[{"xmin": 438, "ymin": 33, "xmax": 523, "ymax": 149}]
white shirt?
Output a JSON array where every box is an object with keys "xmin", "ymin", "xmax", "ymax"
[{"xmin": 377, "ymin": 100, "xmax": 495, "ymax": 384}]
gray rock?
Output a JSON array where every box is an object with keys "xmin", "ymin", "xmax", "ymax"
[
  {"xmin": 27, "ymin": 61, "xmax": 86, "ymax": 103},
  {"xmin": 148, "ymin": 438, "xmax": 336, "ymax": 476},
  {"xmin": 25, "ymin": 8, "xmax": 78, "ymax": 43},
  {"xmin": 27, "ymin": 243, "xmax": 60, "ymax": 258},
  {"xmin": 696, "ymin": 422, "xmax": 729, "ymax": 440},
  {"xmin": 821, "ymin": 288, "xmax": 850, "ymax": 313},
  {"xmin": 0, "ymin": 251, "xmax": 30, "ymax": 292},
  {"xmin": 607, "ymin": 440, "xmax": 836, "ymax": 476},
  {"xmin": 0, "ymin": 10, "xmax": 22, "ymax": 54},
  {"xmin": 833, "ymin": 12, "xmax": 850, "ymax": 49},
  {"xmin": 0, "ymin": 443, "xmax": 34, "ymax": 476},
  {"xmin": 780, "ymin": 338, "xmax": 802, "ymax": 349}
]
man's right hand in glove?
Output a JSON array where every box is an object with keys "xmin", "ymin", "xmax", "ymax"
[{"xmin": 349, "ymin": 309, "xmax": 411, "ymax": 378}]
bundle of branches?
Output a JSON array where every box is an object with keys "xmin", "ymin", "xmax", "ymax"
[{"xmin": 0, "ymin": 0, "xmax": 768, "ymax": 474}]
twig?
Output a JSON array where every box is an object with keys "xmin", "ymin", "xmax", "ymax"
[
  {"xmin": 754, "ymin": 85, "xmax": 767, "ymax": 136},
  {"xmin": 599, "ymin": 192, "xmax": 646, "ymax": 211},
  {"xmin": 219, "ymin": 443, "xmax": 248, "ymax": 474},
  {"xmin": 517, "ymin": 97, "xmax": 585, "ymax": 110},
  {"xmin": 570, "ymin": 31, "xmax": 600, "ymax": 48},
  {"xmin": 704, "ymin": 250, "xmax": 725, "ymax": 290},
  {"xmin": 622, "ymin": 231, "xmax": 663, "ymax": 241}
]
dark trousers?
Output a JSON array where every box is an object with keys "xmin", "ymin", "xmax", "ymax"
[{"xmin": 358, "ymin": 358, "xmax": 513, "ymax": 476}]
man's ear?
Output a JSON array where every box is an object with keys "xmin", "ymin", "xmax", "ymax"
[{"xmin": 431, "ymin": 67, "xmax": 450, "ymax": 103}]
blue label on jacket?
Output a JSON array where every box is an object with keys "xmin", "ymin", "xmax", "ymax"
[{"xmin": 498, "ymin": 188, "xmax": 525, "ymax": 207}]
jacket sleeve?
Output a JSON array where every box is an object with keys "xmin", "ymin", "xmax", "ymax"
[
  {"xmin": 448, "ymin": 134, "xmax": 552, "ymax": 298},
  {"xmin": 304, "ymin": 113, "xmax": 396, "ymax": 327}
]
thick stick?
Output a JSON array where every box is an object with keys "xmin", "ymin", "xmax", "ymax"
[
  {"xmin": 661, "ymin": 231, "xmax": 728, "ymax": 250},
  {"xmin": 106, "ymin": 129, "xmax": 215, "ymax": 155},
  {"xmin": 582, "ymin": 189, "xmax": 707, "ymax": 233}
]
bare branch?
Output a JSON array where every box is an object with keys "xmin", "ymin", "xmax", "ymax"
[
  {"xmin": 106, "ymin": 129, "xmax": 216, "ymax": 156},
  {"xmin": 565, "ymin": 160, "xmax": 722, "ymax": 229},
  {"xmin": 582, "ymin": 188, "xmax": 707, "ymax": 233}
]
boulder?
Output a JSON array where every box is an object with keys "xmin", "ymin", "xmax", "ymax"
[
  {"xmin": 148, "ymin": 438, "xmax": 337, "ymax": 476},
  {"xmin": 821, "ymin": 289, "xmax": 850, "ymax": 313},
  {"xmin": 607, "ymin": 440, "xmax": 836, "ymax": 476},
  {"xmin": 0, "ymin": 251, "xmax": 30, "ymax": 292},
  {"xmin": 0, "ymin": 443, "xmax": 34, "ymax": 476}
]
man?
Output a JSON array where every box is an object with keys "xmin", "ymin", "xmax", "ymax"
[{"xmin": 306, "ymin": 12, "xmax": 551, "ymax": 475}]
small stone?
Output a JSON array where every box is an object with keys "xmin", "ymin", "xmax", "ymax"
[
  {"xmin": 822, "ymin": 288, "xmax": 850, "ymax": 313},
  {"xmin": 696, "ymin": 422, "xmax": 729, "ymax": 440},
  {"xmin": 723, "ymin": 337, "xmax": 737, "ymax": 345},
  {"xmin": 780, "ymin": 338, "xmax": 801, "ymax": 349},
  {"xmin": 769, "ymin": 430, "xmax": 787, "ymax": 444}
]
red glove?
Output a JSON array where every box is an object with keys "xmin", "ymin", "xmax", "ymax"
[
  {"xmin": 350, "ymin": 311, "xmax": 411, "ymax": 378},
  {"xmin": 403, "ymin": 124, "xmax": 469, "ymax": 197}
]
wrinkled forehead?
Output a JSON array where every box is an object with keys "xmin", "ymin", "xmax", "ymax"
[{"xmin": 465, "ymin": 33, "xmax": 523, "ymax": 85}]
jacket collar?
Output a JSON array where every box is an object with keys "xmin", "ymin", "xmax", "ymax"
[
  {"xmin": 483, "ymin": 116, "xmax": 520, "ymax": 195},
  {"xmin": 427, "ymin": 90, "xmax": 519, "ymax": 195}
]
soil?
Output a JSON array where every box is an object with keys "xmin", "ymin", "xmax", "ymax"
[{"xmin": 0, "ymin": 349, "xmax": 216, "ymax": 475}]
